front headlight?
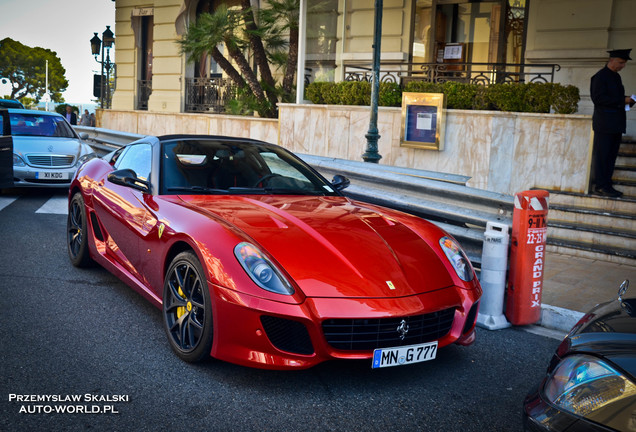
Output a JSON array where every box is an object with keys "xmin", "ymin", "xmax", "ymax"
[
  {"xmin": 439, "ymin": 236, "xmax": 474, "ymax": 281},
  {"xmin": 13, "ymin": 153, "xmax": 26, "ymax": 167},
  {"xmin": 234, "ymin": 242, "xmax": 295, "ymax": 295},
  {"xmin": 77, "ymin": 153, "xmax": 96, "ymax": 166},
  {"xmin": 544, "ymin": 354, "xmax": 636, "ymax": 417}
]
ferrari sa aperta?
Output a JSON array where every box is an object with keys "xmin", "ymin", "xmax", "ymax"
[{"xmin": 67, "ymin": 135, "xmax": 481, "ymax": 369}]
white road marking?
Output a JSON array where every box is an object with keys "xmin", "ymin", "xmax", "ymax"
[
  {"xmin": 0, "ymin": 196, "xmax": 18, "ymax": 211},
  {"xmin": 36, "ymin": 196, "xmax": 68, "ymax": 215}
]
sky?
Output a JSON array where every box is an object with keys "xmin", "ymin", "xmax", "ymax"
[{"xmin": 0, "ymin": 0, "xmax": 116, "ymax": 107}]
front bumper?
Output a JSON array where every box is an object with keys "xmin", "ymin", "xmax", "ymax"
[
  {"xmin": 12, "ymin": 165, "xmax": 79, "ymax": 187},
  {"xmin": 209, "ymin": 282, "xmax": 481, "ymax": 369}
]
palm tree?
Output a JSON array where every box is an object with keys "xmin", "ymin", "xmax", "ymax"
[
  {"xmin": 258, "ymin": 0, "xmax": 300, "ymax": 99},
  {"xmin": 178, "ymin": 1, "xmax": 300, "ymax": 118}
]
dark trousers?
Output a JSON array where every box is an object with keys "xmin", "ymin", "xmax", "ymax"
[{"xmin": 593, "ymin": 132, "xmax": 622, "ymax": 190}]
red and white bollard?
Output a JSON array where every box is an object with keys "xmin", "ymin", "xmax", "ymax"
[{"xmin": 505, "ymin": 190, "xmax": 549, "ymax": 326}]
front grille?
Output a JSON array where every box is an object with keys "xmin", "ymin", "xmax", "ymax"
[
  {"xmin": 260, "ymin": 316, "xmax": 314, "ymax": 355},
  {"xmin": 27, "ymin": 154, "xmax": 75, "ymax": 167},
  {"xmin": 322, "ymin": 308, "xmax": 455, "ymax": 351}
]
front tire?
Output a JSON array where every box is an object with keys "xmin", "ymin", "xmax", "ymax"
[
  {"xmin": 67, "ymin": 192, "xmax": 92, "ymax": 267},
  {"xmin": 162, "ymin": 251, "xmax": 213, "ymax": 363}
]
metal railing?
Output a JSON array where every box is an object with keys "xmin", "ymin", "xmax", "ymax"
[
  {"xmin": 184, "ymin": 77, "xmax": 235, "ymax": 113},
  {"xmin": 180, "ymin": 61, "xmax": 558, "ymax": 113},
  {"xmin": 344, "ymin": 61, "xmax": 560, "ymax": 86},
  {"xmin": 183, "ymin": 71, "xmax": 314, "ymax": 112},
  {"xmin": 76, "ymin": 127, "xmax": 514, "ymax": 266}
]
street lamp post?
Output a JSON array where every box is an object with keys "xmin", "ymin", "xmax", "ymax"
[
  {"xmin": 362, "ymin": 0, "xmax": 383, "ymax": 163},
  {"xmin": 90, "ymin": 26, "xmax": 115, "ymax": 109}
]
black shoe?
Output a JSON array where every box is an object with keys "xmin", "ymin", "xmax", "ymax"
[
  {"xmin": 609, "ymin": 187, "xmax": 624, "ymax": 197},
  {"xmin": 594, "ymin": 187, "xmax": 621, "ymax": 198}
]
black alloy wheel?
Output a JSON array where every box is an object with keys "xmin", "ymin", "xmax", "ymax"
[
  {"xmin": 67, "ymin": 192, "xmax": 92, "ymax": 267},
  {"xmin": 162, "ymin": 251, "xmax": 213, "ymax": 363}
]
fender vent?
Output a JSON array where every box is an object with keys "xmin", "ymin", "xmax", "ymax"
[{"xmin": 89, "ymin": 212, "xmax": 104, "ymax": 241}]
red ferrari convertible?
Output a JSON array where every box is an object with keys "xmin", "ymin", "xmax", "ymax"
[{"xmin": 67, "ymin": 135, "xmax": 481, "ymax": 369}]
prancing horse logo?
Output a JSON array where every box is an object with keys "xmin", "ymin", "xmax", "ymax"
[{"xmin": 397, "ymin": 319, "xmax": 409, "ymax": 340}]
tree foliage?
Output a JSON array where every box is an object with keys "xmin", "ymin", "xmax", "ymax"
[
  {"xmin": 178, "ymin": 0, "xmax": 299, "ymax": 118},
  {"xmin": 258, "ymin": 0, "xmax": 299, "ymax": 98},
  {"xmin": 0, "ymin": 38, "xmax": 69, "ymax": 103}
]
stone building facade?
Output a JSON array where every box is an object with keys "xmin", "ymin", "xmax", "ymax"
[{"xmin": 109, "ymin": 0, "xmax": 636, "ymax": 135}]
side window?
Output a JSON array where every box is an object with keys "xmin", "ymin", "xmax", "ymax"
[{"xmin": 114, "ymin": 143, "xmax": 152, "ymax": 181}]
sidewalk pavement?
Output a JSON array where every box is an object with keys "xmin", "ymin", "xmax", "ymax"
[{"xmin": 536, "ymin": 252, "xmax": 636, "ymax": 333}]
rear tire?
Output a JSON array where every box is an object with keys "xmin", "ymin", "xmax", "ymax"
[
  {"xmin": 67, "ymin": 192, "xmax": 93, "ymax": 267},
  {"xmin": 162, "ymin": 251, "xmax": 214, "ymax": 363}
]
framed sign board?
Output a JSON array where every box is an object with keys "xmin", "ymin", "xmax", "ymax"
[{"xmin": 400, "ymin": 92, "xmax": 446, "ymax": 151}]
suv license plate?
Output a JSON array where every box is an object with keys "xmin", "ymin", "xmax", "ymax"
[{"xmin": 372, "ymin": 341, "xmax": 438, "ymax": 369}]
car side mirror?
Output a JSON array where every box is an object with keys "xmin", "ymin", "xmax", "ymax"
[
  {"xmin": 108, "ymin": 168, "xmax": 151, "ymax": 193},
  {"xmin": 78, "ymin": 132, "xmax": 89, "ymax": 140},
  {"xmin": 331, "ymin": 174, "xmax": 350, "ymax": 191}
]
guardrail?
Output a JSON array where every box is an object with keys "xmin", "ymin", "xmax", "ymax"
[
  {"xmin": 75, "ymin": 126, "xmax": 514, "ymax": 265},
  {"xmin": 75, "ymin": 126, "xmax": 146, "ymax": 154}
]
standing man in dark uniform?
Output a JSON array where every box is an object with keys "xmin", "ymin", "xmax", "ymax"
[{"xmin": 590, "ymin": 48, "xmax": 634, "ymax": 197}]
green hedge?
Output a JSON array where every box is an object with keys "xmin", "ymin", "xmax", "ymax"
[
  {"xmin": 305, "ymin": 80, "xmax": 580, "ymax": 114},
  {"xmin": 306, "ymin": 81, "xmax": 402, "ymax": 107}
]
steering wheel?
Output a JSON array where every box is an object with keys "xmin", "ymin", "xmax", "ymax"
[{"xmin": 252, "ymin": 173, "xmax": 282, "ymax": 188}]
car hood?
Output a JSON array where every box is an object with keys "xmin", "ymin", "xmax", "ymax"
[
  {"xmin": 566, "ymin": 298, "xmax": 636, "ymax": 376},
  {"xmin": 179, "ymin": 195, "xmax": 455, "ymax": 298},
  {"xmin": 13, "ymin": 136, "xmax": 86, "ymax": 157}
]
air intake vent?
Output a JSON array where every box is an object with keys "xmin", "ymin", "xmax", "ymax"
[{"xmin": 260, "ymin": 316, "xmax": 314, "ymax": 355}]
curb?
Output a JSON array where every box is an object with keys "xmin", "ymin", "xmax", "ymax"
[
  {"xmin": 479, "ymin": 304, "xmax": 584, "ymax": 335},
  {"xmin": 539, "ymin": 304, "xmax": 585, "ymax": 333}
]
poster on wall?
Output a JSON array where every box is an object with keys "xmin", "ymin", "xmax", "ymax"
[
  {"xmin": 400, "ymin": 92, "xmax": 446, "ymax": 151},
  {"xmin": 443, "ymin": 44, "xmax": 463, "ymax": 60}
]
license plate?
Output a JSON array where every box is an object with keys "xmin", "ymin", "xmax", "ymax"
[
  {"xmin": 36, "ymin": 172, "xmax": 67, "ymax": 180},
  {"xmin": 372, "ymin": 341, "xmax": 438, "ymax": 368}
]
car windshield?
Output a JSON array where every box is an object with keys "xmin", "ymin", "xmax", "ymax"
[
  {"xmin": 9, "ymin": 113, "xmax": 76, "ymax": 138},
  {"xmin": 161, "ymin": 139, "xmax": 338, "ymax": 196}
]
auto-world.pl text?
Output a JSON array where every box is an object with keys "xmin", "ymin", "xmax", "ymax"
[{"xmin": 9, "ymin": 394, "xmax": 128, "ymax": 414}]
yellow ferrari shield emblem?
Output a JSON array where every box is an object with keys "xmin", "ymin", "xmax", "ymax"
[
  {"xmin": 386, "ymin": 281, "xmax": 396, "ymax": 290},
  {"xmin": 158, "ymin": 223, "xmax": 165, "ymax": 239}
]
